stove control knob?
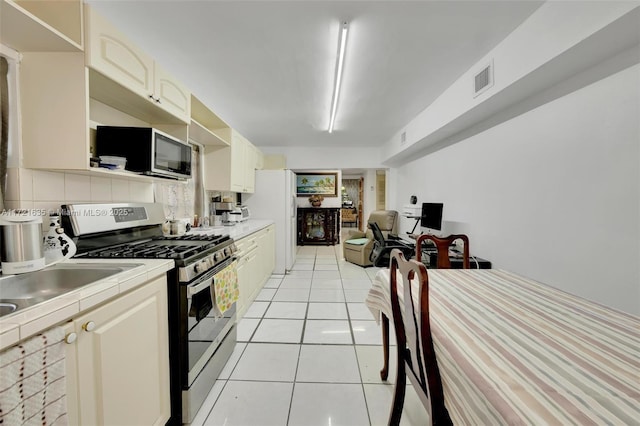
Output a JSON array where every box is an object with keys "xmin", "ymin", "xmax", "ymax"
[
  {"xmin": 224, "ymin": 248, "xmax": 230, "ymax": 256},
  {"xmin": 214, "ymin": 252, "xmax": 221, "ymax": 262},
  {"xmin": 203, "ymin": 258, "xmax": 211, "ymax": 269},
  {"xmin": 194, "ymin": 262, "xmax": 203, "ymax": 274}
]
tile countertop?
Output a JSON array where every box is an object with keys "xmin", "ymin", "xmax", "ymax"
[
  {"xmin": 0, "ymin": 220, "xmax": 274, "ymax": 351},
  {"xmin": 0, "ymin": 258, "xmax": 174, "ymax": 351},
  {"xmin": 190, "ymin": 219, "xmax": 275, "ymax": 240}
]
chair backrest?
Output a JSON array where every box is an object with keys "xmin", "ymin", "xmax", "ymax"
[
  {"xmin": 365, "ymin": 210, "xmax": 398, "ymax": 239},
  {"xmin": 415, "ymin": 234, "xmax": 470, "ymax": 269},
  {"xmin": 389, "ymin": 249, "xmax": 448, "ymax": 424},
  {"xmin": 369, "ymin": 221, "xmax": 386, "ymax": 246}
]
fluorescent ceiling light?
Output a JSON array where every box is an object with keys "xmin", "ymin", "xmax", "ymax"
[{"xmin": 328, "ymin": 22, "xmax": 348, "ymax": 134}]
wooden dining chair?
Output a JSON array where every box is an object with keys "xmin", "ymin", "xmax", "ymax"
[
  {"xmin": 388, "ymin": 249, "xmax": 452, "ymax": 425},
  {"xmin": 379, "ymin": 234, "xmax": 469, "ymax": 383},
  {"xmin": 415, "ymin": 234, "xmax": 470, "ymax": 269}
]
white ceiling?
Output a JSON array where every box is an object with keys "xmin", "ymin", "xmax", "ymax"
[{"xmin": 88, "ymin": 0, "xmax": 544, "ymax": 148}]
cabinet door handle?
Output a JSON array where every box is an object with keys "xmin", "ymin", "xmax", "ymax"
[
  {"xmin": 148, "ymin": 94, "xmax": 155, "ymax": 100},
  {"xmin": 65, "ymin": 332, "xmax": 78, "ymax": 344},
  {"xmin": 83, "ymin": 321, "xmax": 96, "ymax": 332}
]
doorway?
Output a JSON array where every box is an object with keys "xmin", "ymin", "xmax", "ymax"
[
  {"xmin": 376, "ymin": 171, "xmax": 386, "ymax": 210},
  {"xmin": 341, "ymin": 177, "xmax": 361, "ymax": 229},
  {"xmin": 341, "ymin": 169, "xmax": 388, "ymax": 233}
]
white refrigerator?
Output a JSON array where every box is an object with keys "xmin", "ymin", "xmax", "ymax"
[{"xmin": 244, "ymin": 169, "xmax": 297, "ymax": 274}]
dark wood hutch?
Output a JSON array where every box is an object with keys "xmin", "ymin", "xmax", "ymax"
[{"xmin": 297, "ymin": 208, "xmax": 340, "ymax": 246}]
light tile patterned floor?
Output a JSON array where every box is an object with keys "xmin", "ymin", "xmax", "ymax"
[{"xmin": 191, "ymin": 242, "xmax": 428, "ymax": 426}]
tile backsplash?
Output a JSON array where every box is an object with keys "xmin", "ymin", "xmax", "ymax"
[
  {"xmin": 4, "ymin": 167, "xmax": 155, "ymax": 230},
  {"xmin": 154, "ymin": 179, "xmax": 195, "ymax": 222}
]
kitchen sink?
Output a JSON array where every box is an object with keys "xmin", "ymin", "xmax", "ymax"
[
  {"xmin": 0, "ymin": 302, "xmax": 18, "ymax": 316},
  {"xmin": 0, "ymin": 263, "xmax": 143, "ymax": 317}
]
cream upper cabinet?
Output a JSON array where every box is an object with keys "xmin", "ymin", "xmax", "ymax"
[
  {"xmin": 67, "ymin": 276, "xmax": 170, "ymax": 425},
  {"xmin": 19, "ymin": 5, "xmax": 191, "ymax": 171},
  {"xmin": 189, "ymin": 95, "xmax": 232, "ymax": 147},
  {"xmin": 204, "ymin": 129, "xmax": 260, "ymax": 193},
  {"xmin": 85, "ymin": 6, "xmax": 190, "ymax": 123},
  {"xmin": 0, "ymin": 0, "xmax": 83, "ymax": 52},
  {"xmin": 154, "ymin": 65, "xmax": 191, "ymax": 122},
  {"xmin": 20, "ymin": 52, "xmax": 89, "ymax": 170},
  {"xmin": 243, "ymin": 142, "xmax": 256, "ymax": 193},
  {"xmin": 230, "ymin": 135, "xmax": 246, "ymax": 193}
]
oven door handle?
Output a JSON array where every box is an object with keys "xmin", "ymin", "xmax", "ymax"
[
  {"xmin": 187, "ymin": 276, "xmax": 214, "ymax": 297},
  {"xmin": 186, "ymin": 256, "xmax": 237, "ymax": 297}
]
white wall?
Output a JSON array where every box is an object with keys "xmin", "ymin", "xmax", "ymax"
[
  {"xmin": 261, "ymin": 146, "xmax": 384, "ymax": 170},
  {"xmin": 382, "ymin": 2, "xmax": 639, "ymax": 163},
  {"xmin": 393, "ymin": 64, "xmax": 639, "ymax": 315}
]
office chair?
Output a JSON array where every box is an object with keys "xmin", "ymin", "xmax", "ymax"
[{"xmin": 369, "ymin": 221, "xmax": 414, "ymax": 267}]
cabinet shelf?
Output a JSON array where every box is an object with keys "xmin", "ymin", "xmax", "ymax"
[
  {"xmin": 89, "ymin": 69, "xmax": 187, "ymax": 125},
  {"xmin": 54, "ymin": 167, "xmax": 187, "ymax": 184},
  {"xmin": 89, "ymin": 167, "xmax": 189, "ymax": 183},
  {"xmin": 189, "ymin": 95, "xmax": 231, "ymax": 146},
  {"xmin": 189, "ymin": 119, "xmax": 230, "ymax": 146},
  {"xmin": 0, "ymin": 0, "xmax": 83, "ymax": 52}
]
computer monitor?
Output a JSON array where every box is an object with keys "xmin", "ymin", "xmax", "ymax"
[{"xmin": 420, "ymin": 202, "xmax": 443, "ymax": 233}]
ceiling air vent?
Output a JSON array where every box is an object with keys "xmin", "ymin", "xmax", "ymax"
[
  {"xmin": 473, "ymin": 59, "xmax": 494, "ymax": 98},
  {"xmin": 400, "ymin": 131, "xmax": 406, "ymax": 146}
]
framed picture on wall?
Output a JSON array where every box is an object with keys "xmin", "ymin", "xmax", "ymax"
[{"xmin": 296, "ymin": 172, "xmax": 338, "ymax": 197}]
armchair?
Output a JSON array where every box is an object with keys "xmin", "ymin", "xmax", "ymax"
[{"xmin": 343, "ymin": 210, "xmax": 399, "ymax": 267}]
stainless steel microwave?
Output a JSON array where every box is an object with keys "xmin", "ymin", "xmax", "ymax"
[{"xmin": 95, "ymin": 126, "xmax": 192, "ymax": 180}]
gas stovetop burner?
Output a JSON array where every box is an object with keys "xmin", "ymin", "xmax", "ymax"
[
  {"xmin": 153, "ymin": 234, "xmax": 229, "ymax": 244},
  {"xmin": 85, "ymin": 243, "xmax": 202, "ymax": 259},
  {"xmin": 78, "ymin": 234, "xmax": 233, "ymax": 262}
]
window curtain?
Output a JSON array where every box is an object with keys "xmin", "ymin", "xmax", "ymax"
[{"xmin": 0, "ymin": 56, "xmax": 9, "ymax": 211}]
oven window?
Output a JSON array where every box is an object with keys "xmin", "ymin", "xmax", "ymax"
[{"xmin": 187, "ymin": 304, "xmax": 235, "ymax": 372}]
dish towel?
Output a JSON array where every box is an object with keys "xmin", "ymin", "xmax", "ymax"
[
  {"xmin": 211, "ymin": 260, "xmax": 239, "ymax": 317},
  {"xmin": 0, "ymin": 326, "xmax": 68, "ymax": 426}
]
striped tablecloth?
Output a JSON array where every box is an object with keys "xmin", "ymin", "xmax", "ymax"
[{"xmin": 365, "ymin": 269, "xmax": 640, "ymax": 425}]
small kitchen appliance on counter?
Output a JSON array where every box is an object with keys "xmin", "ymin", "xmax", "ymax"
[
  {"xmin": 0, "ymin": 211, "xmax": 77, "ymax": 275},
  {"xmin": 61, "ymin": 202, "xmax": 238, "ymax": 424},
  {"xmin": 226, "ymin": 206, "xmax": 250, "ymax": 224},
  {"xmin": 0, "ymin": 211, "xmax": 45, "ymax": 274}
]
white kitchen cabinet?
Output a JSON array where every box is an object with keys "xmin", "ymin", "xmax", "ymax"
[
  {"xmin": 236, "ymin": 242, "xmax": 258, "ymax": 317},
  {"xmin": 85, "ymin": 5, "xmax": 190, "ymax": 123},
  {"xmin": 20, "ymin": 52, "xmax": 90, "ymax": 170},
  {"xmin": 63, "ymin": 276, "xmax": 170, "ymax": 425},
  {"xmin": 230, "ymin": 134, "xmax": 246, "ymax": 193},
  {"xmin": 203, "ymin": 129, "xmax": 260, "ymax": 193},
  {"xmin": 243, "ymin": 142, "xmax": 257, "ymax": 193},
  {"xmin": 18, "ymin": 6, "xmax": 189, "ymax": 172},
  {"xmin": 188, "ymin": 95, "xmax": 231, "ymax": 147},
  {"xmin": 256, "ymin": 225, "xmax": 275, "ymax": 286},
  {"xmin": 0, "ymin": 0, "xmax": 83, "ymax": 52},
  {"xmin": 235, "ymin": 225, "xmax": 275, "ymax": 318},
  {"xmin": 254, "ymin": 146, "xmax": 265, "ymax": 171}
]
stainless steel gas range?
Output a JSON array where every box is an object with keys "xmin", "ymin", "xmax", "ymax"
[{"xmin": 61, "ymin": 203, "xmax": 238, "ymax": 424}]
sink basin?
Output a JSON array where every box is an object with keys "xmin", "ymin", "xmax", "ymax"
[
  {"xmin": 0, "ymin": 302, "xmax": 17, "ymax": 316},
  {"xmin": 0, "ymin": 263, "xmax": 143, "ymax": 317}
]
